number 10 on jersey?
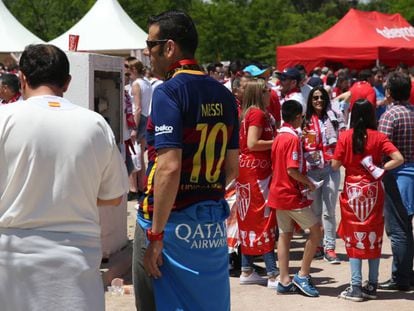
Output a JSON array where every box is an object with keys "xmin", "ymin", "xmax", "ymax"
[{"xmin": 190, "ymin": 122, "xmax": 228, "ymax": 184}]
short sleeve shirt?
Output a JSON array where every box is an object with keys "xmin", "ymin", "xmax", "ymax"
[
  {"xmin": 378, "ymin": 104, "xmax": 414, "ymax": 163},
  {"xmin": 239, "ymin": 107, "xmax": 273, "ymax": 160},
  {"xmin": 333, "ymin": 129, "xmax": 398, "ymax": 177},
  {"xmin": 140, "ymin": 71, "xmax": 239, "ymax": 217},
  {"xmin": 267, "ymin": 90, "xmax": 281, "ymax": 123},
  {"xmin": 0, "ymin": 96, "xmax": 129, "ymax": 237},
  {"xmin": 268, "ymin": 130, "xmax": 310, "ymax": 210}
]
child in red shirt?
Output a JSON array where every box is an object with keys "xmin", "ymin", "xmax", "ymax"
[
  {"xmin": 268, "ymin": 100, "xmax": 322, "ymax": 297},
  {"xmin": 332, "ymin": 99, "xmax": 403, "ymax": 301}
]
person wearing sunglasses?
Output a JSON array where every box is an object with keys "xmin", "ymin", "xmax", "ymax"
[
  {"xmin": 133, "ymin": 10, "xmax": 239, "ymax": 311},
  {"xmin": 303, "ymin": 86, "xmax": 346, "ymax": 264}
]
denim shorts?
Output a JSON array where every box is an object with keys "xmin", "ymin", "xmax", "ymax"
[{"xmin": 137, "ymin": 114, "xmax": 148, "ymax": 141}]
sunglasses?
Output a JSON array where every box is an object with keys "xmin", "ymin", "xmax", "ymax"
[
  {"xmin": 146, "ymin": 39, "xmax": 168, "ymax": 50},
  {"xmin": 312, "ymin": 95, "xmax": 324, "ymax": 101}
]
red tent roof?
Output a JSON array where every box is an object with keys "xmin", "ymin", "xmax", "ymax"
[{"xmin": 277, "ymin": 9, "xmax": 414, "ymax": 72}]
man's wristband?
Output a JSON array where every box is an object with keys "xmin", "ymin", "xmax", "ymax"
[{"xmin": 146, "ymin": 228, "xmax": 164, "ymax": 241}]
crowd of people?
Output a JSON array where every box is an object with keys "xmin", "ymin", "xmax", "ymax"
[
  {"xmin": 122, "ymin": 13, "xmax": 413, "ymax": 310},
  {"xmin": 0, "ymin": 9, "xmax": 413, "ymax": 311}
]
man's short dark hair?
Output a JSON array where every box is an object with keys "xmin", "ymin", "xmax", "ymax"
[
  {"xmin": 228, "ymin": 60, "xmax": 246, "ymax": 76},
  {"xmin": 386, "ymin": 71, "xmax": 411, "ymax": 101},
  {"xmin": 206, "ymin": 62, "xmax": 222, "ymax": 73},
  {"xmin": 358, "ymin": 69, "xmax": 373, "ymax": 82},
  {"xmin": 148, "ymin": 10, "xmax": 198, "ymax": 57},
  {"xmin": 0, "ymin": 73, "xmax": 20, "ymax": 93},
  {"xmin": 19, "ymin": 44, "xmax": 70, "ymax": 89},
  {"xmin": 282, "ymin": 100, "xmax": 302, "ymax": 123}
]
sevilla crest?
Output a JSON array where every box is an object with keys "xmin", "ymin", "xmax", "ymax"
[
  {"xmin": 236, "ymin": 182, "xmax": 250, "ymax": 221},
  {"xmin": 346, "ymin": 180, "xmax": 378, "ymax": 222}
]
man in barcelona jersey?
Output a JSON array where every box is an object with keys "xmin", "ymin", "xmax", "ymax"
[{"xmin": 132, "ymin": 10, "xmax": 239, "ymax": 311}]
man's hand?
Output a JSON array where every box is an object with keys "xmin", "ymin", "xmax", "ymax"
[
  {"xmin": 307, "ymin": 182, "xmax": 316, "ymax": 192},
  {"xmin": 143, "ymin": 240, "xmax": 164, "ymax": 279}
]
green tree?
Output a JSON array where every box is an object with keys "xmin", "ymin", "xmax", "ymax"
[
  {"xmin": 3, "ymin": 0, "xmax": 413, "ymax": 66},
  {"xmin": 359, "ymin": 0, "xmax": 414, "ymax": 24},
  {"xmin": 4, "ymin": 0, "xmax": 95, "ymax": 41},
  {"xmin": 190, "ymin": 0, "xmax": 250, "ymax": 62},
  {"xmin": 119, "ymin": 0, "xmax": 193, "ymax": 30}
]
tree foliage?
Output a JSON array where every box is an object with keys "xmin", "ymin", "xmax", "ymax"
[
  {"xmin": 3, "ymin": 0, "xmax": 414, "ymax": 65},
  {"xmin": 4, "ymin": 0, "xmax": 95, "ymax": 40}
]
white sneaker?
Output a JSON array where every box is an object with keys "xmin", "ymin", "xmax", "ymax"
[
  {"xmin": 267, "ymin": 278, "xmax": 279, "ymax": 289},
  {"xmin": 239, "ymin": 271, "xmax": 267, "ymax": 285}
]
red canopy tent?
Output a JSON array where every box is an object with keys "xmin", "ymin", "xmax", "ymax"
[{"xmin": 277, "ymin": 9, "xmax": 414, "ymax": 72}]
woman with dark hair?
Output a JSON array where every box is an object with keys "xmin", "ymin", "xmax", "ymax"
[
  {"xmin": 303, "ymin": 86, "xmax": 345, "ymax": 263},
  {"xmin": 236, "ymin": 79, "xmax": 278, "ymax": 288},
  {"xmin": 332, "ymin": 99, "xmax": 403, "ymax": 302}
]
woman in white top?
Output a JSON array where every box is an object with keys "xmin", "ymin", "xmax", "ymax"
[{"xmin": 128, "ymin": 59, "xmax": 153, "ymax": 196}]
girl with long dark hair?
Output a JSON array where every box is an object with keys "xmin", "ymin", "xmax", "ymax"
[{"xmin": 332, "ymin": 99, "xmax": 403, "ymax": 301}]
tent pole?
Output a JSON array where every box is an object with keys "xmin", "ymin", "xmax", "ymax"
[{"xmin": 376, "ymin": 59, "xmax": 380, "ymax": 67}]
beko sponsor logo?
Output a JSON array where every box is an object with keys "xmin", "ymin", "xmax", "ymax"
[{"xmin": 155, "ymin": 124, "xmax": 174, "ymax": 135}]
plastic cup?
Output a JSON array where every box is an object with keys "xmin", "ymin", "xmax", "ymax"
[
  {"xmin": 68, "ymin": 34, "xmax": 79, "ymax": 51},
  {"xmin": 305, "ymin": 130, "xmax": 316, "ymax": 144}
]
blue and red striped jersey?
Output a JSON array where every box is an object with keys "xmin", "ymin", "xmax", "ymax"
[{"xmin": 139, "ymin": 70, "xmax": 239, "ymax": 219}]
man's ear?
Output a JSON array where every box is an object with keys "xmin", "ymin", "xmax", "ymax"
[
  {"xmin": 165, "ymin": 40, "xmax": 176, "ymax": 58},
  {"xmin": 18, "ymin": 70, "xmax": 28, "ymax": 97},
  {"xmin": 62, "ymin": 75, "xmax": 71, "ymax": 93}
]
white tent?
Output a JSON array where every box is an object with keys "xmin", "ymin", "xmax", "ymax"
[
  {"xmin": 49, "ymin": 0, "xmax": 147, "ymax": 55},
  {"xmin": 0, "ymin": 0, "xmax": 44, "ymax": 53}
]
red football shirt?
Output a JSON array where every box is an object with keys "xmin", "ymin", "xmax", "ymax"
[
  {"xmin": 333, "ymin": 129, "xmax": 398, "ymax": 177},
  {"xmin": 268, "ymin": 125, "xmax": 311, "ymax": 210},
  {"xmin": 349, "ymin": 81, "xmax": 376, "ymax": 110},
  {"xmin": 266, "ymin": 89, "xmax": 281, "ymax": 123},
  {"xmin": 239, "ymin": 107, "xmax": 274, "ymax": 160}
]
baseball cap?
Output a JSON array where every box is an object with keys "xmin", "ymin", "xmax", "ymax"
[
  {"xmin": 308, "ymin": 77, "xmax": 323, "ymax": 88},
  {"xmin": 243, "ymin": 65, "xmax": 267, "ymax": 77},
  {"xmin": 276, "ymin": 68, "xmax": 301, "ymax": 82}
]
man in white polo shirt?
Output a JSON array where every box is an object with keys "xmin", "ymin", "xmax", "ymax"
[{"xmin": 0, "ymin": 44, "xmax": 129, "ymax": 311}]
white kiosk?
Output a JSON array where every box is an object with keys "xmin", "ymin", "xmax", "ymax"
[{"xmin": 65, "ymin": 52, "xmax": 128, "ymax": 259}]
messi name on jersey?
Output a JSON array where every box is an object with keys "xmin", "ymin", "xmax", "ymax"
[{"xmin": 201, "ymin": 103, "xmax": 224, "ymax": 117}]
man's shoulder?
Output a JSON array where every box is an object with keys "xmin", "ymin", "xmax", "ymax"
[
  {"xmin": 384, "ymin": 104, "xmax": 410, "ymax": 117},
  {"xmin": 161, "ymin": 73, "xmax": 233, "ymax": 98},
  {"xmin": 276, "ymin": 131, "xmax": 298, "ymax": 144},
  {"xmin": 380, "ymin": 106, "xmax": 397, "ymax": 119}
]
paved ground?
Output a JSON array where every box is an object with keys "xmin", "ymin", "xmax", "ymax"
[{"xmin": 105, "ymin": 201, "xmax": 414, "ymax": 311}]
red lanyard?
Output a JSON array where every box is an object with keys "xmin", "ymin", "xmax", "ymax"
[{"xmin": 167, "ymin": 59, "xmax": 198, "ymax": 71}]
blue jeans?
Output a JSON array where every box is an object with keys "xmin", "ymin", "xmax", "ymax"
[
  {"xmin": 241, "ymin": 251, "xmax": 277, "ymax": 277},
  {"xmin": 349, "ymin": 257, "xmax": 380, "ymax": 286},
  {"xmin": 308, "ymin": 165, "xmax": 340, "ymax": 250},
  {"xmin": 383, "ymin": 172, "xmax": 414, "ymax": 287}
]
